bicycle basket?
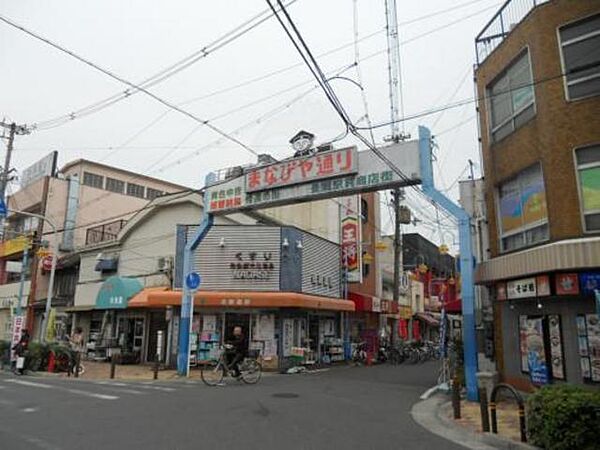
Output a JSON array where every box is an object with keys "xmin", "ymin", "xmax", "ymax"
[{"xmin": 247, "ymin": 349, "xmax": 260, "ymax": 359}]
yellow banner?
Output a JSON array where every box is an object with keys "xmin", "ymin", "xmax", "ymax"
[{"xmin": 0, "ymin": 236, "xmax": 30, "ymax": 258}]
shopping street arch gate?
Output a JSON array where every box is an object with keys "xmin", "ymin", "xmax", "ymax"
[{"xmin": 177, "ymin": 125, "xmax": 478, "ymax": 401}]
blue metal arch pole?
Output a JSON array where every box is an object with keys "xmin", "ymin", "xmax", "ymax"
[
  {"xmin": 418, "ymin": 125, "xmax": 478, "ymax": 401},
  {"xmin": 177, "ymin": 193, "xmax": 214, "ymax": 376}
]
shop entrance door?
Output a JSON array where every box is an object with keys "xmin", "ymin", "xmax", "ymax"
[
  {"xmin": 147, "ymin": 312, "xmax": 167, "ymax": 363},
  {"xmin": 225, "ymin": 313, "xmax": 250, "ymax": 350}
]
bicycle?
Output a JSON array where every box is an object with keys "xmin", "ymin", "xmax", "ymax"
[
  {"xmin": 351, "ymin": 342, "xmax": 367, "ymax": 365},
  {"xmin": 200, "ymin": 345, "xmax": 261, "ymax": 386},
  {"xmin": 54, "ymin": 348, "xmax": 85, "ymax": 376}
]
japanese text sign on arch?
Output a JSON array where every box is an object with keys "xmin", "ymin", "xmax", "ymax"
[
  {"xmin": 205, "ymin": 140, "xmax": 422, "ymax": 215},
  {"xmin": 246, "ymin": 147, "xmax": 358, "ymax": 192}
]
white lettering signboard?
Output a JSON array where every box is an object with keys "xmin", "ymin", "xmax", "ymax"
[
  {"xmin": 206, "ymin": 141, "xmax": 421, "ymax": 215},
  {"xmin": 246, "ymin": 147, "xmax": 358, "ymax": 192},
  {"xmin": 20, "ymin": 151, "xmax": 58, "ymax": 188},
  {"xmin": 507, "ymin": 277, "xmax": 537, "ymax": 299},
  {"xmin": 340, "ymin": 195, "xmax": 362, "ymax": 283},
  {"xmin": 10, "ymin": 315, "xmax": 24, "ymax": 361}
]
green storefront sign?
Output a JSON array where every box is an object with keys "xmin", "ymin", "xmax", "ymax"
[{"xmin": 95, "ymin": 276, "xmax": 143, "ymax": 310}]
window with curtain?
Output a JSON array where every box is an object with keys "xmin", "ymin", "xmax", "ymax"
[
  {"xmin": 575, "ymin": 145, "xmax": 600, "ymax": 232},
  {"xmin": 488, "ymin": 50, "xmax": 535, "ymax": 143},
  {"xmin": 559, "ymin": 13, "xmax": 600, "ymax": 101}
]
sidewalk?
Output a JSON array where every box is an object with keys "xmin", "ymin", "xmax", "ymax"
[{"xmin": 411, "ymin": 394, "xmax": 539, "ymax": 450}]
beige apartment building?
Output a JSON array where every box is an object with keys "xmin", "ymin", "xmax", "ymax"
[{"xmin": 0, "ymin": 154, "xmax": 186, "ymax": 340}]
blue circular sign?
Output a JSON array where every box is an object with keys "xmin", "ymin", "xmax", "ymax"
[{"xmin": 185, "ymin": 272, "xmax": 201, "ymax": 290}]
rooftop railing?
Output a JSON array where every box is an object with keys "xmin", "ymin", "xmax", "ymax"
[{"xmin": 475, "ymin": 0, "xmax": 550, "ymax": 65}]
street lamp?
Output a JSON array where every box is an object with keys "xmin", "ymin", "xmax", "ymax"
[{"xmin": 8, "ymin": 209, "xmax": 57, "ymax": 343}]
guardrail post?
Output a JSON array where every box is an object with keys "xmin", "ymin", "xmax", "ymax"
[
  {"xmin": 479, "ymin": 387, "xmax": 490, "ymax": 432},
  {"xmin": 110, "ymin": 356, "xmax": 117, "ymax": 379},
  {"xmin": 490, "ymin": 383, "xmax": 527, "ymax": 442},
  {"xmin": 452, "ymin": 377, "xmax": 461, "ymax": 419}
]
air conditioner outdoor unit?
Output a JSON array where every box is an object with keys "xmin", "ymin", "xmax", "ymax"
[{"xmin": 157, "ymin": 256, "xmax": 173, "ymax": 272}]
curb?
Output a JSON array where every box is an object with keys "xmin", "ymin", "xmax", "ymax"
[{"xmin": 411, "ymin": 394, "xmax": 540, "ymax": 450}]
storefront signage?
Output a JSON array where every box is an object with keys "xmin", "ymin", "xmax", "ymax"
[
  {"xmin": 246, "ymin": 147, "xmax": 358, "ymax": 192},
  {"xmin": 372, "ymin": 297, "xmax": 381, "ymax": 312},
  {"xmin": 536, "ymin": 275, "xmax": 551, "ymax": 297},
  {"xmin": 340, "ymin": 195, "xmax": 362, "ymax": 283},
  {"xmin": 205, "ymin": 140, "xmax": 421, "ymax": 214},
  {"xmin": 20, "ymin": 151, "xmax": 58, "ymax": 188},
  {"xmin": 580, "ymin": 272, "xmax": 600, "ymax": 296},
  {"xmin": 310, "ymin": 274, "xmax": 333, "ymax": 288},
  {"xmin": 556, "ymin": 273, "xmax": 579, "ymax": 296},
  {"xmin": 219, "ymin": 298, "xmax": 252, "ymax": 306},
  {"xmin": 10, "ymin": 315, "xmax": 24, "ymax": 360},
  {"xmin": 507, "ymin": 278, "xmax": 536, "ymax": 299},
  {"xmin": 0, "ymin": 236, "xmax": 30, "ymax": 258},
  {"xmin": 230, "ymin": 251, "xmax": 274, "ymax": 280},
  {"xmin": 496, "ymin": 283, "xmax": 507, "ymax": 300}
]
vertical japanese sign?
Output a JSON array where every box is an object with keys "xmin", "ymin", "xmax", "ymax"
[
  {"xmin": 10, "ymin": 315, "xmax": 24, "ymax": 361},
  {"xmin": 340, "ymin": 195, "xmax": 362, "ymax": 283}
]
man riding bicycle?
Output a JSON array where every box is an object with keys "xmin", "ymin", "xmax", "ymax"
[{"xmin": 226, "ymin": 326, "xmax": 246, "ymax": 378}]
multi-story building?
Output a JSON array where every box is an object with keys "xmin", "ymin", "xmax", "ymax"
[
  {"xmin": 474, "ymin": 0, "xmax": 600, "ymax": 389},
  {"xmin": 0, "ymin": 155, "xmax": 186, "ymax": 340}
]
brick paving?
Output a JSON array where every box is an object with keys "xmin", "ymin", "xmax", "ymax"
[{"xmin": 451, "ymin": 398, "xmax": 523, "ymax": 443}]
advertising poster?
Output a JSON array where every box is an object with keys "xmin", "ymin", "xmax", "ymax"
[
  {"xmin": 10, "ymin": 315, "xmax": 24, "ymax": 361},
  {"xmin": 519, "ymin": 316, "xmax": 529, "ymax": 373},
  {"xmin": 548, "ymin": 315, "xmax": 565, "ymax": 380},
  {"xmin": 202, "ymin": 315, "xmax": 217, "ymax": 333},
  {"xmin": 580, "ymin": 166, "xmax": 600, "ymax": 212},
  {"xmin": 525, "ymin": 317, "xmax": 549, "ymax": 385},
  {"xmin": 520, "ymin": 175, "xmax": 548, "ymax": 227},
  {"xmin": 500, "ymin": 190, "xmax": 522, "ymax": 234},
  {"xmin": 340, "ymin": 195, "xmax": 362, "ymax": 283},
  {"xmin": 282, "ymin": 319, "xmax": 294, "ymax": 357},
  {"xmin": 585, "ymin": 314, "xmax": 600, "ymax": 382}
]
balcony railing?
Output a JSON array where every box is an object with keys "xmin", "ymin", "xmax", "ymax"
[
  {"xmin": 475, "ymin": 0, "xmax": 550, "ymax": 65},
  {"xmin": 85, "ymin": 219, "xmax": 127, "ymax": 246}
]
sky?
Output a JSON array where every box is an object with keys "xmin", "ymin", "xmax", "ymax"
[{"xmin": 0, "ymin": 0, "xmax": 503, "ymax": 249}]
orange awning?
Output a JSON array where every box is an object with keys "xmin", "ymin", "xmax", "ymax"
[{"xmin": 129, "ymin": 289, "xmax": 354, "ymax": 312}]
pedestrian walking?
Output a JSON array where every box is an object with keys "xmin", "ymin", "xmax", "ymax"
[{"xmin": 12, "ymin": 329, "xmax": 30, "ymax": 375}]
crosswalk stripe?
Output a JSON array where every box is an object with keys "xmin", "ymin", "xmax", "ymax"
[
  {"xmin": 4, "ymin": 379, "xmax": 118, "ymax": 400},
  {"xmin": 66, "ymin": 388, "xmax": 118, "ymax": 400},
  {"xmin": 4, "ymin": 379, "xmax": 53, "ymax": 389}
]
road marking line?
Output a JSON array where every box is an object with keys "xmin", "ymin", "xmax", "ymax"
[
  {"xmin": 4, "ymin": 379, "xmax": 53, "ymax": 389},
  {"xmin": 92, "ymin": 381, "xmax": 128, "ymax": 387},
  {"xmin": 134, "ymin": 384, "xmax": 175, "ymax": 392},
  {"xmin": 0, "ymin": 399, "xmax": 16, "ymax": 406},
  {"xmin": 22, "ymin": 407, "xmax": 39, "ymax": 413},
  {"xmin": 66, "ymin": 388, "xmax": 118, "ymax": 400}
]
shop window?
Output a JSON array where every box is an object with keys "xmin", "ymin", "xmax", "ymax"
[
  {"xmin": 360, "ymin": 198, "xmax": 369, "ymax": 224},
  {"xmin": 559, "ymin": 13, "xmax": 600, "ymax": 101},
  {"xmin": 487, "ymin": 50, "xmax": 535, "ymax": 143},
  {"xmin": 105, "ymin": 177, "xmax": 124, "ymax": 194},
  {"xmin": 126, "ymin": 182, "xmax": 145, "ymax": 199},
  {"xmin": 575, "ymin": 145, "xmax": 600, "ymax": 232},
  {"xmin": 83, "ymin": 172, "xmax": 104, "ymax": 189},
  {"xmin": 576, "ymin": 314, "xmax": 600, "ymax": 383},
  {"xmin": 497, "ymin": 163, "xmax": 548, "ymax": 252}
]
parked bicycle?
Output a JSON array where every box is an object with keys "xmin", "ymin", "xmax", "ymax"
[
  {"xmin": 200, "ymin": 345, "xmax": 261, "ymax": 386},
  {"xmin": 54, "ymin": 347, "xmax": 85, "ymax": 376},
  {"xmin": 351, "ymin": 341, "xmax": 367, "ymax": 365}
]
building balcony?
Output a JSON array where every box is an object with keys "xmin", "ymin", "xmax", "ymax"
[
  {"xmin": 85, "ymin": 220, "xmax": 127, "ymax": 246},
  {"xmin": 475, "ymin": 0, "xmax": 550, "ymax": 65}
]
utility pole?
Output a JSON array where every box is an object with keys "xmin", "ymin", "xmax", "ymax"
[
  {"xmin": 391, "ymin": 188, "xmax": 404, "ymax": 305},
  {"xmin": 0, "ymin": 121, "xmax": 30, "ymax": 238}
]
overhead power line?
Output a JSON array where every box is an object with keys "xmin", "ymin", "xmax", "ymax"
[
  {"xmin": 0, "ymin": 13, "xmax": 263, "ymax": 158},
  {"xmin": 21, "ymin": 1, "xmax": 299, "ymax": 131}
]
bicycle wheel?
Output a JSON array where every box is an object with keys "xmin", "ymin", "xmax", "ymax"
[
  {"xmin": 201, "ymin": 361, "xmax": 225, "ymax": 386},
  {"xmin": 240, "ymin": 359, "xmax": 261, "ymax": 385}
]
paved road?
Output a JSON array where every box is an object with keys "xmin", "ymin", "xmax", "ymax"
[{"xmin": 0, "ymin": 362, "xmax": 464, "ymax": 450}]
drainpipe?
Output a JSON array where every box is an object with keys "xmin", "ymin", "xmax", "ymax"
[{"xmin": 418, "ymin": 125, "xmax": 478, "ymax": 401}]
